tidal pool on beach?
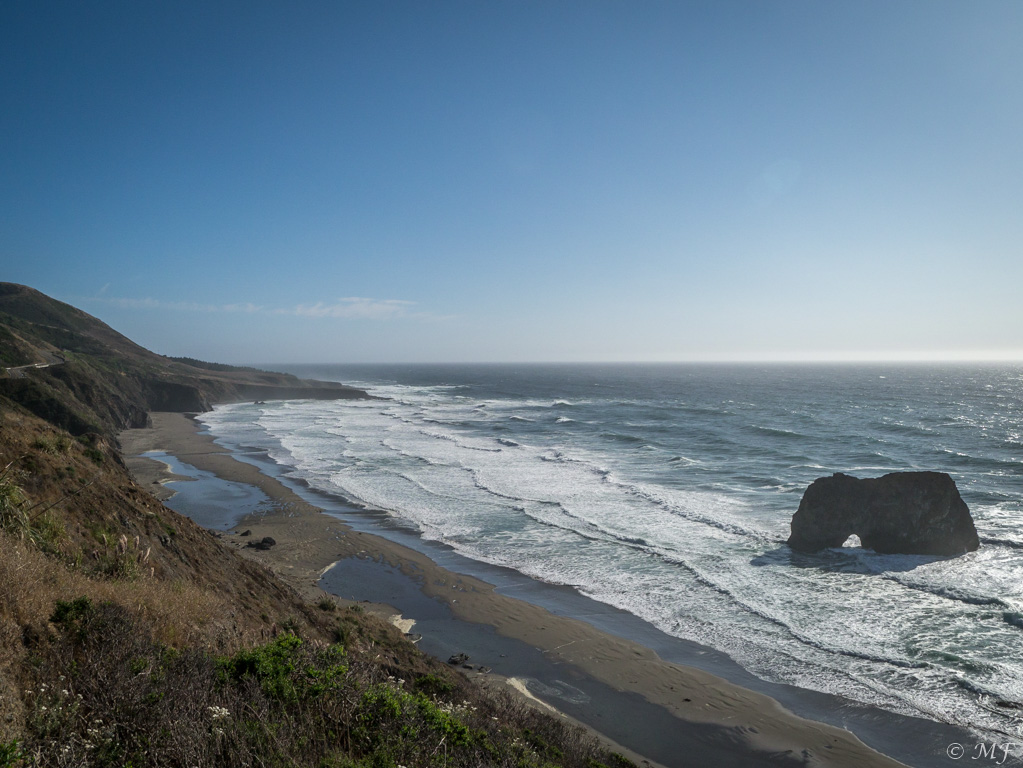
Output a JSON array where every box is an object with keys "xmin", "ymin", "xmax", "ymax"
[{"xmin": 146, "ymin": 450, "xmax": 273, "ymax": 530}]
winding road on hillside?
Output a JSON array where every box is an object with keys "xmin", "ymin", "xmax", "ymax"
[{"xmin": 3, "ymin": 350, "xmax": 65, "ymax": 378}]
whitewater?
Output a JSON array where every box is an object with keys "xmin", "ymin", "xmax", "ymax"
[{"xmin": 198, "ymin": 363, "xmax": 1023, "ymax": 741}]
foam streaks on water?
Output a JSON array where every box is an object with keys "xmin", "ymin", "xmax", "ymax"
[{"xmin": 200, "ymin": 363, "xmax": 1023, "ymax": 741}]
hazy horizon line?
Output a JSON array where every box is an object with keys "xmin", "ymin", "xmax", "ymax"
[{"xmin": 241, "ymin": 357, "xmax": 1023, "ymax": 367}]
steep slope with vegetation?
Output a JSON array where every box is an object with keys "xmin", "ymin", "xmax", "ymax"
[
  {"xmin": 0, "ymin": 283, "xmax": 368, "ymax": 437},
  {"xmin": 0, "ymin": 286, "xmax": 631, "ymax": 768}
]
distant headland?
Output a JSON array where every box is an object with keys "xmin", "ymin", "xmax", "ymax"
[{"xmin": 0, "ymin": 281, "xmax": 370, "ymax": 436}]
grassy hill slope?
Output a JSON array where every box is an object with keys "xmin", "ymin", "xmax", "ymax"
[{"xmin": 0, "ymin": 286, "xmax": 628, "ymax": 768}]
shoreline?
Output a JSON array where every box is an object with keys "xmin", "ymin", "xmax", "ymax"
[{"xmin": 121, "ymin": 410, "xmax": 949, "ymax": 768}]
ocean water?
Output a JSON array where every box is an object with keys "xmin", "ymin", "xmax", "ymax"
[{"xmin": 198, "ymin": 363, "xmax": 1023, "ymax": 740}]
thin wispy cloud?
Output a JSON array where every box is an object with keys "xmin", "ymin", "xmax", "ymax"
[
  {"xmin": 93, "ymin": 296, "xmax": 261, "ymax": 313},
  {"xmin": 221, "ymin": 303, "xmax": 265, "ymax": 314},
  {"xmin": 79, "ymin": 295, "xmax": 434, "ymax": 321},
  {"xmin": 285, "ymin": 298, "xmax": 415, "ymax": 320}
]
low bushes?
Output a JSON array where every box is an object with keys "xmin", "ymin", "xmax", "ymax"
[{"xmin": 8, "ymin": 597, "xmax": 628, "ymax": 768}]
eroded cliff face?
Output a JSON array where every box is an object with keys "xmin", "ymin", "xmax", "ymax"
[
  {"xmin": 788, "ymin": 471, "xmax": 980, "ymax": 556},
  {"xmin": 142, "ymin": 380, "xmax": 212, "ymax": 413}
]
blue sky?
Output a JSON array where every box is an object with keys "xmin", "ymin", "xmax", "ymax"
[{"xmin": 2, "ymin": 1, "xmax": 1022, "ymax": 363}]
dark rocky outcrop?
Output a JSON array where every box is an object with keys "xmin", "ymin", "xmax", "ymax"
[
  {"xmin": 788, "ymin": 471, "xmax": 979, "ymax": 556},
  {"xmin": 142, "ymin": 379, "xmax": 212, "ymax": 413}
]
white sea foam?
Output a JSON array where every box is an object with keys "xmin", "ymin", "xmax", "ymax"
[{"xmin": 198, "ymin": 364, "xmax": 1023, "ymax": 741}]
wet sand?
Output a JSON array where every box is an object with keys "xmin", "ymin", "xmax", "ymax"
[{"xmin": 122, "ymin": 411, "xmax": 926, "ymax": 768}]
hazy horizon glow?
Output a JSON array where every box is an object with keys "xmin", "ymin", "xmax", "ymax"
[{"xmin": 3, "ymin": 1, "xmax": 1022, "ymax": 364}]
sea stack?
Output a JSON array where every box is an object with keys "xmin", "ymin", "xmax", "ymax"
[{"xmin": 788, "ymin": 471, "xmax": 979, "ymax": 556}]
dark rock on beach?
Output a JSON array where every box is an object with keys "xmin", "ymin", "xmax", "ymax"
[
  {"xmin": 788, "ymin": 471, "xmax": 979, "ymax": 556},
  {"xmin": 247, "ymin": 536, "xmax": 277, "ymax": 551}
]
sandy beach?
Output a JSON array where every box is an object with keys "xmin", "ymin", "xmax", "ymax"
[{"xmin": 120, "ymin": 411, "xmax": 918, "ymax": 768}]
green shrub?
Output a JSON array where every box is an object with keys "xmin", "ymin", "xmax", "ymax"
[
  {"xmin": 353, "ymin": 683, "xmax": 472, "ymax": 755},
  {"xmin": 414, "ymin": 673, "xmax": 454, "ymax": 697},
  {"xmin": 0, "ymin": 740, "xmax": 26, "ymax": 768},
  {"xmin": 50, "ymin": 595, "xmax": 95, "ymax": 625},
  {"xmin": 219, "ymin": 633, "xmax": 347, "ymax": 705},
  {"xmin": 31, "ymin": 434, "xmax": 71, "ymax": 454},
  {"xmin": 317, "ymin": 596, "xmax": 338, "ymax": 612},
  {"xmin": 220, "ymin": 633, "xmax": 304, "ymax": 704},
  {"xmin": 588, "ymin": 755, "xmax": 638, "ymax": 768},
  {"xmin": 522, "ymin": 726, "xmax": 564, "ymax": 761}
]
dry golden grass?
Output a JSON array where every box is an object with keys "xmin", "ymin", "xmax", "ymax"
[
  {"xmin": 0, "ymin": 533, "xmax": 232, "ymax": 649},
  {"xmin": 1, "ymin": 406, "xmax": 338, "ymax": 644},
  {"xmin": 0, "ymin": 530, "xmax": 257, "ymax": 746}
]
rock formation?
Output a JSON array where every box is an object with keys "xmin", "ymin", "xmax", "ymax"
[{"xmin": 787, "ymin": 471, "xmax": 979, "ymax": 556}]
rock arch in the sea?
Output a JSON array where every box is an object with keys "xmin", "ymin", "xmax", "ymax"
[{"xmin": 787, "ymin": 471, "xmax": 979, "ymax": 556}]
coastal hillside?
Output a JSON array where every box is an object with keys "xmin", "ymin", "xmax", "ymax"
[
  {"xmin": 0, "ymin": 283, "xmax": 369, "ymax": 436},
  {"xmin": 0, "ymin": 287, "xmax": 627, "ymax": 767}
]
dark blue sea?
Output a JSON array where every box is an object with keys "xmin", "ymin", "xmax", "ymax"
[{"xmin": 199, "ymin": 363, "xmax": 1023, "ymax": 741}]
